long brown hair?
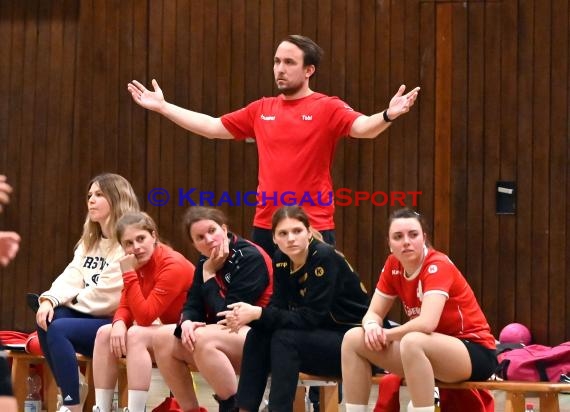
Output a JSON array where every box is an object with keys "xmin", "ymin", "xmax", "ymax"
[{"xmin": 79, "ymin": 173, "xmax": 140, "ymax": 252}]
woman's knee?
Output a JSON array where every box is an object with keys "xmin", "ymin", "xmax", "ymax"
[
  {"xmin": 127, "ymin": 325, "xmax": 153, "ymax": 350},
  {"xmin": 342, "ymin": 327, "xmax": 364, "ymax": 352},
  {"xmin": 45, "ymin": 318, "xmax": 72, "ymax": 343},
  {"xmin": 399, "ymin": 331, "xmax": 429, "ymax": 357},
  {"xmin": 95, "ymin": 323, "xmax": 112, "ymax": 344},
  {"xmin": 152, "ymin": 326, "xmax": 176, "ymax": 357}
]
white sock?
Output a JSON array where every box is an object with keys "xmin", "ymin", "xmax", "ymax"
[
  {"xmin": 407, "ymin": 400, "xmax": 435, "ymax": 412},
  {"xmin": 94, "ymin": 388, "xmax": 114, "ymax": 412},
  {"xmin": 345, "ymin": 404, "xmax": 368, "ymax": 412},
  {"xmin": 128, "ymin": 390, "xmax": 149, "ymax": 412}
]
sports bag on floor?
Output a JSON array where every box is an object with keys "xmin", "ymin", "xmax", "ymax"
[{"xmin": 496, "ymin": 342, "xmax": 570, "ymax": 382}]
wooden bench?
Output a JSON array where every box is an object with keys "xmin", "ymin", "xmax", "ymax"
[
  {"xmin": 12, "ymin": 353, "xmax": 570, "ymax": 412},
  {"xmin": 18, "ymin": 352, "xmax": 569, "ymax": 412},
  {"xmin": 7, "ymin": 350, "xmax": 94, "ymax": 412},
  {"xmin": 295, "ymin": 373, "xmax": 570, "ymax": 412}
]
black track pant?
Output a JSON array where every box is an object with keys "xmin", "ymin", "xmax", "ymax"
[{"xmin": 237, "ymin": 327, "xmax": 345, "ymax": 412}]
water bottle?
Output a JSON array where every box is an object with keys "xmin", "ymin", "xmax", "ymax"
[
  {"xmin": 112, "ymin": 388, "xmax": 119, "ymax": 412},
  {"xmin": 525, "ymin": 403, "xmax": 535, "ymax": 412},
  {"xmin": 24, "ymin": 366, "xmax": 42, "ymax": 412}
]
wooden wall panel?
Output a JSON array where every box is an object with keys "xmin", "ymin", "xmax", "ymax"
[
  {"xmin": 482, "ymin": 2, "xmax": 502, "ymax": 333},
  {"xmin": 355, "ymin": 0, "xmax": 375, "ymax": 293},
  {"xmin": 449, "ymin": 4, "xmax": 468, "ymax": 277},
  {"xmin": 530, "ymin": 0, "xmax": 552, "ymax": 344},
  {"xmin": 497, "ymin": 0, "xmax": 518, "ymax": 339},
  {"xmin": 418, "ymin": 1, "xmax": 436, "ymax": 247},
  {"xmin": 371, "ymin": 1, "xmax": 392, "ymax": 287},
  {"xmin": 434, "ymin": 4, "xmax": 452, "ymax": 254},
  {"xmin": 0, "ymin": 0, "xmax": 82, "ymax": 330},
  {"xmin": 0, "ymin": 0, "xmax": 569, "ymax": 346},
  {"xmin": 515, "ymin": 0, "xmax": 534, "ymax": 333},
  {"xmin": 465, "ymin": 2, "xmax": 485, "ymax": 303},
  {"xmin": 549, "ymin": 0, "xmax": 569, "ymax": 345}
]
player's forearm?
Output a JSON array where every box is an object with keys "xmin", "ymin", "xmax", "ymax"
[
  {"xmin": 159, "ymin": 102, "xmax": 233, "ymax": 139},
  {"xmin": 350, "ymin": 112, "xmax": 392, "ymax": 139}
]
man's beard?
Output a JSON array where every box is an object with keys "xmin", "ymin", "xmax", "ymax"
[{"xmin": 276, "ymin": 81, "xmax": 303, "ymax": 96}]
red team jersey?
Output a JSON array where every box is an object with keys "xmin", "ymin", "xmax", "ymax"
[
  {"xmin": 221, "ymin": 93, "xmax": 362, "ymax": 230},
  {"xmin": 376, "ymin": 248, "xmax": 496, "ymax": 349},
  {"xmin": 114, "ymin": 244, "xmax": 195, "ymax": 327}
]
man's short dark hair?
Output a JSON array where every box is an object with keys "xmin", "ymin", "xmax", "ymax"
[{"xmin": 281, "ymin": 35, "xmax": 324, "ymax": 73}]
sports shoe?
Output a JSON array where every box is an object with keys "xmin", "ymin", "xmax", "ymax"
[
  {"xmin": 212, "ymin": 394, "xmax": 237, "ymax": 412},
  {"xmin": 26, "ymin": 293, "xmax": 40, "ymax": 312},
  {"xmin": 92, "ymin": 407, "xmax": 100, "ymax": 412}
]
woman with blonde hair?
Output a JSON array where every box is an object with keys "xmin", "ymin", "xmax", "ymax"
[{"xmin": 34, "ymin": 173, "xmax": 140, "ymax": 412}]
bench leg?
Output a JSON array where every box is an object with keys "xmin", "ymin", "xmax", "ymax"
[
  {"xmin": 118, "ymin": 364, "xmax": 128, "ymax": 408},
  {"xmin": 319, "ymin": 386, "xmax": 338, "ymax": 412},
  {"xmin": 43, "ymin": 365, "xmax": 59, "ymax": 412},
  {"xmin": 293, "ymin": 386, "xmax": 306, "ymax": 412},
  {"xmin": 539, "ymin": 393, "xmax": 560, "ymax": 412},
  {"xmin": 82, "ymin": 361, "xmax": 95, "ymax": 412},
  {"xmin": 504, "ymin": 392, "xmax": 525, "ymax": 412},
  {"xmin": 10, "ymin": 357, "xmax": 29, "ymax": 412}
]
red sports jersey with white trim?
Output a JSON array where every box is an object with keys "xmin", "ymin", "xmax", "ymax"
[
  {"xmin": 221, "ymin": 92, "xmax": 362, "ymax": 230},
  {"xmin": 376, "ymin": 248, "xmax": 495, "ymax": 349}
]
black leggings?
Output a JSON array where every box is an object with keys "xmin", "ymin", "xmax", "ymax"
[
  {"xmin": 237, "ymin": 327, "xmax": 345, "ymax": 412},
  {"xmin": 0, "ymin": 352, "xmax": 12, "ymax": 396}
]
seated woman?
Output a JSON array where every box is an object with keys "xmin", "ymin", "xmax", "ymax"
[
  {"xmin": 341, "ymin": 208, "xmax": 497, "ymax": 412},
  {"xmin": 35, "ymin": 173, "xmax": 140, "ymax": 412},
  {"xmin": 218, "ymin": 205, "xmax": 370, "ymax": 412},
  {"xmin": 152, "ymin": 206, "xmax": 273, "ymax": 412},
  {"xmin": 91, "ymin": 211, "xmax": 195, "ymax": 412}
]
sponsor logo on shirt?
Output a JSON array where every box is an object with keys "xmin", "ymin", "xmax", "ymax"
[
  {"xmin": 260, "ymin": 114, "xmax": 276, "ymax": 120},
  {"xmin": 428, "ymin": 264, "xmax": 438, "ymax": 274},
  {"xmin": 301, "ymin": 114, "xmax": 313, "ymax": 121},
  {"xmin": 404, "ymin": 303, "xmax": 421, "ymax": 317},
  {"xmin": 391, "ymin": 269, "xmax": 401, "ymax": 275}
]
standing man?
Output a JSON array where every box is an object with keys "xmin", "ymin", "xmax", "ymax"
[{"xmin": 127, "ymin": 34, "xmax": 420, "ymax": 255}]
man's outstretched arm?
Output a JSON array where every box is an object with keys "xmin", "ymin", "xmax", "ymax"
[
  {"xmin": 350, "ymin": 84, "xmax": 420, "ymax": 139},
  {"xmin": 127, "ymin": 79, "xmax": 234, "ymax": 140}
]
